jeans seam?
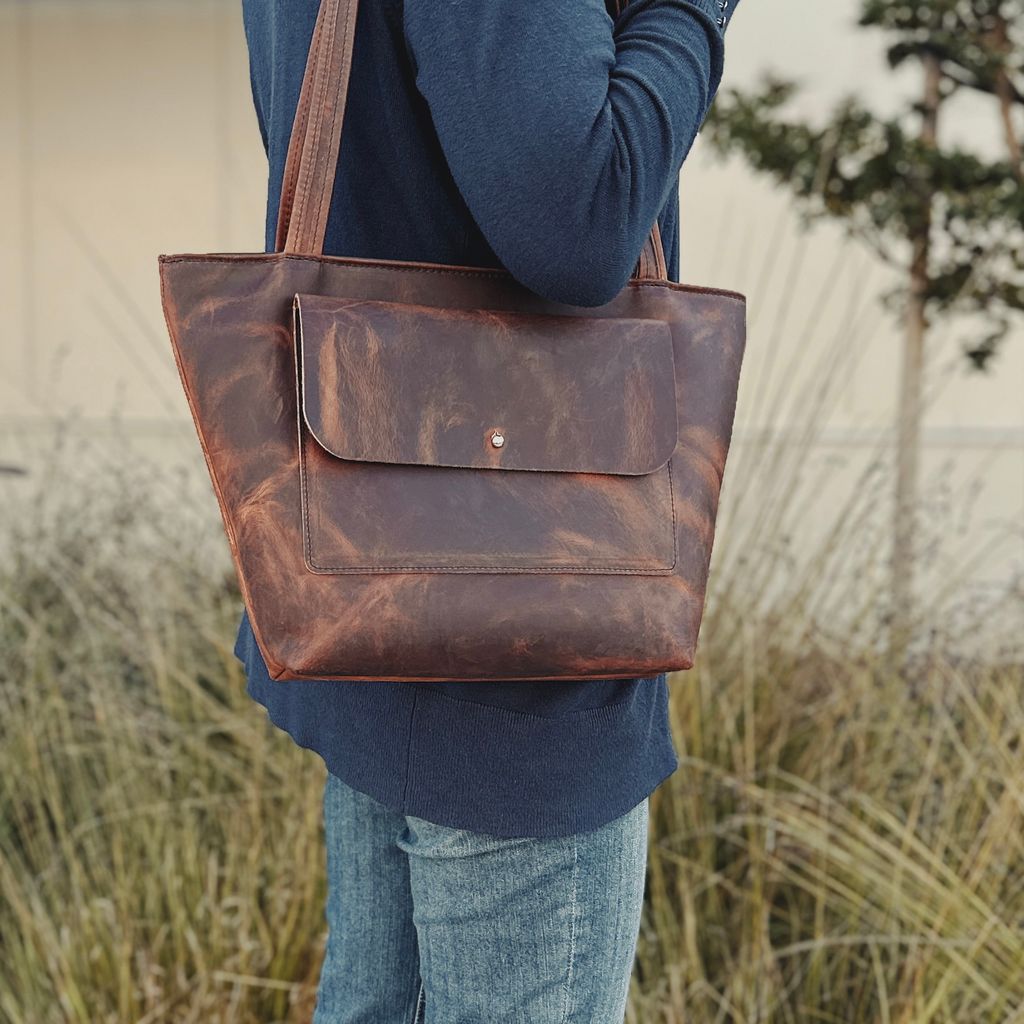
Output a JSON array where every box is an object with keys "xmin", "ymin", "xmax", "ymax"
[
  {"xmin": 560, "ymin": 835, "xmax": 580, "ymax": 1024},
  {"xmin": 411, "ymin": 979, "xmax": 425, "ymax": 1024}
]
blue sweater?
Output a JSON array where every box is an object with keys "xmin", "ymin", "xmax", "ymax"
[{"xmin": 235, "ymin": 0, "xmax": 738, "ymax": 838}]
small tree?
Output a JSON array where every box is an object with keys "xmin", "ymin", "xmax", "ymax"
[{"xmin": 703, "ymin": 0, "xmax": 1024, "ymax": 657}]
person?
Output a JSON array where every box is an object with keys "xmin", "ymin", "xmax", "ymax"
[{"xmin": 236, "ymin": 0, "xmax": 739, "ymax": 1020}]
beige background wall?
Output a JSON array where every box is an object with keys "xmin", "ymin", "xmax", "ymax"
[
  {"xmin": 1, "ymin": 0, "xmax": 1021, "ymax": 593},
  {"xmin": 2, "ymin": 0, "xmax": 263, "ymax": 420}
]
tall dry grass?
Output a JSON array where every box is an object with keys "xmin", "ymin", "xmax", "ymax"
[
  {"xmin": 0, "ymin": 454, "xmax": 327, "ymax": 1023},
  {"xmin": 636, "ymin": 622, "xmax": 1024, "ymax": 1022},
  {"xmin": 2, "ymin": 238, "xmax": 1022, "ymax": 1021},
  {"xmin": 2, "ymin": 421, "xmax": 1020, "ymax": 1024}
]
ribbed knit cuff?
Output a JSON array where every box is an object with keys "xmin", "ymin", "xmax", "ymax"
[
  {"xmin": 678, "ymin": 0, "xmax": 729, "ymax": 101},
  {"xmin": 682, "ymin": 0, "xmax": 735, "ymax": 34},
  {"xmin": 612, "ymin": 0, "xmax": 729, "ymax": 107}
]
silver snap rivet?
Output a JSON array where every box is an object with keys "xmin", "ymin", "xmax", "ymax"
[{"xmin": 489, "ymin": 430, "xmax": 505, "ymax": 449}]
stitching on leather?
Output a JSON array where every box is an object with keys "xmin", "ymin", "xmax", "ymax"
[
  {"xmin": 310, "ymin": 0, "xmax": 350, "ymax": 252},
  {"xmin": 303, "ymin": 4, "xmax": 334, "ymax": 252},
  {"xmin": 298, "ymin": 417, "xmax": 678, "ymax": 574},
  {"xmin": 298, "ymin": 316, "xmax": 677, "ymax": 478},
  {"xmin": 666, "ymin": 458, "xmax": 678, "ymax": 569},
  {"xmin": 157, "ymin": 254, "xmax": 747, "ymax": 303},
  {"xmin": 291, "ymin": 1, "xmax": 331, "ymax": 250},
  {"xmin": 277, "ymin": 14, "xmax": 319, "ymax": 248},
  {"xmin": 293, "ymin": 1, "xmax": 336, "ymax": 252},
  {"xmin": 293, "ymin": 298, "xmax": 680, "ymax": 574},
  {"xmin": 283, "ymin": 4, "xmax": 330, "ymax": 249},
  {"xmin": 304, "ymin": 1, "xmax": 336, "ymax": 250},
  {"xmin": 320, "ymin": 0, "xmax": 354, "ymax": 250}
]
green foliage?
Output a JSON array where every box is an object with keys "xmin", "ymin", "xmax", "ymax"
[
  {"xmin": 860, "ymin": 0, "xmax": 1023, "ymax": 91},
  {"xmin": 703, "ymin": 0, "xmax": 1024, "ymax": 368}
]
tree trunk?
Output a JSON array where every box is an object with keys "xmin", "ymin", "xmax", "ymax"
[
  {"xmin": 992, "ymin": 15, "xmax": 1022, "ymax": 178},
  {"xmin": 890, "ymin": 52, "xmax": 941, "ymax": 662}
]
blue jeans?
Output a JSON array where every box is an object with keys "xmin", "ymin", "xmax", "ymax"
[{"xmin": 313, "ymin": 773, "xmax": 649, "ymax": 1024}]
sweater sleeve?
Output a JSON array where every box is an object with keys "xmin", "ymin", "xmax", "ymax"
[{"xmin": 403, "ymin": 0, "xmax": 730, "ymax": 306}]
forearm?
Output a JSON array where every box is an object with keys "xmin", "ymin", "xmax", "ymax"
[{"xmin": 404, "ymin": 0, "xmax": 735, "ymax": 305}]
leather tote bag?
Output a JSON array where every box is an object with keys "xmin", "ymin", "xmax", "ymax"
[{"xmin": 158, "ymin": 0, "xmax": 746, "ymax": 682}]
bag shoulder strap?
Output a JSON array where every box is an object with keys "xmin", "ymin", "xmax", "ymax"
[
  {"xmin": 275, "ymin": 0, "xmax": 357, "ymax": 254},
  {"xmin": 274, "ymin": 0, "xmax": 667, "ymax": 282}
]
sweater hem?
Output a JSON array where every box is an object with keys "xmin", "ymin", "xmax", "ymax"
[{"xmin": 236, "ymin": 613, "xmax": 680, "ymax": 840}]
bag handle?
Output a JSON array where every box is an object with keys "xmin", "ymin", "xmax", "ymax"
[
  {"xmin": 275, "ymin": 0, "xmax": 357, "ymax": 254},
  {"xmin": 275, "ymin": 0, "xmax": 668, "ymax": 282}
]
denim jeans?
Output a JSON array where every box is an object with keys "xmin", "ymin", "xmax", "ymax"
[{"xmin": 312, "ymin": 772, "xmax": 649, "ymax": 1024}]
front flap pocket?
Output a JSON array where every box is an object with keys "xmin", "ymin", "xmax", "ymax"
[
  {"xmin": 295, "ymin": 295, "xmax": 677, "ymax": 476},
  {"xmin": 294, "ymin": 294, "xmax": 679, "ymax": 574}
]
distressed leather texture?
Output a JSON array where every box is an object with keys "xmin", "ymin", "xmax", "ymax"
[
  {"xmin": 296, "ymin": 295, "xmax": 679, "ymax": 575},
  {"xmin": 296, "ymin": 295, "xmax": 678, "ymax": 476},
  {"xmin": 157, "ymin": 0, "xmax": 747, "ymax": 681}
]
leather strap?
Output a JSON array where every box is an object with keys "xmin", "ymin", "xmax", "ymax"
[
  {"xmin": 275, "ymin": 0, "xmax": 668, "ymax": 282},
  {"xmin": 636, "ymin": 220, "xmax": 668, "ymax": 280},
  {"xmin": 275, "ymin": 0, "xmax": 356, "ymax": 254}
]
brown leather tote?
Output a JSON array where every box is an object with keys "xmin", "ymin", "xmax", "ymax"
[{"xmin": 158, "ymin": 0, "xmax": 746, "ymax": 682}]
